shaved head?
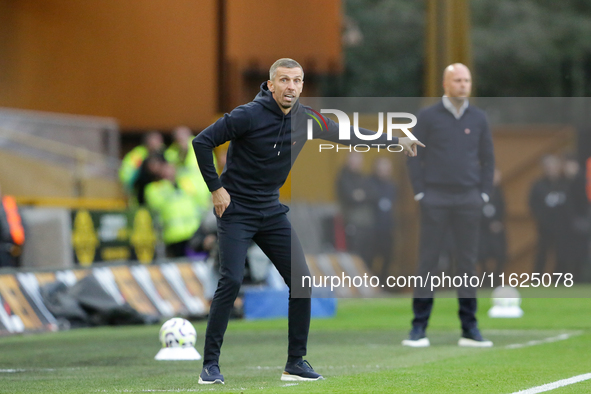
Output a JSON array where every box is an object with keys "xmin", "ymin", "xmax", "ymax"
[
  {"xmin": 443, "ymin": 63, "xmax": 470, "ymax": 79},
  {"xmin": 443, "ymin": 63, "xmax": 472, "ymax": 98}
]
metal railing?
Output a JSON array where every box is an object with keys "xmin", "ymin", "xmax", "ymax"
[
  {"xmin": 0, "ymin": 127, "xmax": 122, "ymax": 198},
  {"xmin": 0, "ymin": 108, "xmax": 123, "ymax": 203}
]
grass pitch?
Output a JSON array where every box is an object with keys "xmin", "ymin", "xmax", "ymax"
[{"xmin": 1, "ymin": 288, "xmax": 591, "ymax": 393}]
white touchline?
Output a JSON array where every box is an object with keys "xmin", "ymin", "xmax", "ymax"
[
  {"xmin": 0, "ymin": 368, "xmax": 57, "ymax": 373},
  {"xmin": 505, "ymin": 332, "xmax": 582, "ymax": 349},
  {"xmin": 510, "ymin": 373, "xmax": 591, "ymax": 394}
]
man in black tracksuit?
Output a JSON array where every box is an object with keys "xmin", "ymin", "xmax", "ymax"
[
  {"xmin": 193, "ymin": 58, "xmax": 423, "ymax": 384},
  {"xmin": 529, "ymin": 155, "xmax": 569, "ymax": 275},
  {"xmin": 368, "ymin": 157, "xmax": 398, "ymax": 280},
  {"xmin": 405, "ymin": 63, "xmax": 495, "ymax": 348},
  {"xmin": 336, "ymin": 153, "xmax": 376, "ymax": 265},
  {"xmin": 561, "ymin": 155, "xmax": 590, "ymax": 281}
]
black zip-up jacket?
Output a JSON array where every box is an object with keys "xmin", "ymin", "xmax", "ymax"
[
  {"xmin": 407, "ymin": 101, "xmax": 495, "ymax": 196},
  {"xmin": 193, "ymin": 82, "xmax": 400, "ymax": 208}
]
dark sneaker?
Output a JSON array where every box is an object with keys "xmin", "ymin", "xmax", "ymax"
[
  {"xmin": 402, "ymin": 327, "xmax": 430, "ymax": 347},
  {"xmin": 281, "ymin": 359, "xmax": 324, "ymax": 381},
  {"xmin": 198, "ymin": 363, "xmax": 224, "ymax": 384},
  {"xmin": 458, "ymin": 327, "xmax": 493, "ymax": 347}
]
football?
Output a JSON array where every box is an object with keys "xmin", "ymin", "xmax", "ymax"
[
  {"xmin": 491, "ymin": 286, "xmax": 521, "ymax": 308},
  {"xmin": 159, "ymin": 318, "xmax": 197, "ymax": 348}
]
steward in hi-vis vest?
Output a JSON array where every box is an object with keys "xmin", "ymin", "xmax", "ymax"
[
  {"xmin": 145, "ymin": 162, "xmax": 210, "ymax": 258},
  {"xmin": 0, "ymin": 188, "xmax": 25, "ymax": 268}
]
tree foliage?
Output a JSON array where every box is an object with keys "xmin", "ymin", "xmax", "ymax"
[
  {"xmin": 339, "ymin": 0, "xmax": 425, "ymax": 97},
  {"xmin": 340, "ymin": 0, "xmax": 591, "ymax": 97},
  {"xmin": 472, "ymin": 0, "xmax": 591, "ymax": 96}
]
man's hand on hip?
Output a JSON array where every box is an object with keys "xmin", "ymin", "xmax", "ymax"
[
  {"xmin": 399, "ymin": 137, "xmax": 426, "ymax": 157},
  {"xmin": 212, "ymin": 187, "xmax": 231, "ymax": 217}
]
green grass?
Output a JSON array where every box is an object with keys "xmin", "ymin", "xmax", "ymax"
[{"xmin": 1, "ymin": 289, "xmax": 591, "ymax": 393}]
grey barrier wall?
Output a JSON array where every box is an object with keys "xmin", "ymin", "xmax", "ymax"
[{"xmin": 20, "ymin": 207, "xmax": 73, "ymax": 269}]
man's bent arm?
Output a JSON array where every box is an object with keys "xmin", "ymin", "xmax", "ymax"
[{"xmin": 193, "ymin": 107, "xmax": 251, "ymax": 192}]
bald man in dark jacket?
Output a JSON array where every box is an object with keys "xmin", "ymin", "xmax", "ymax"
[{"xmin": 405, "ymin": 63, "xmax": 494, "ymax": 348}]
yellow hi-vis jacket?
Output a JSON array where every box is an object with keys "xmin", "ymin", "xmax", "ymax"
[
  {"xmin": 119, "ymin": 145, "xmax": 148, "ymax": 192},
  {"xmin": 165, "ymin": 141, "xmax": 218, "ymax": 173},
  {"xmin": 144, "ymin": 172, "xmax": 211, "ymax": 245},
  {"xmin": 165, "ymin": 141, "xmax": 197, "ymax": 169},
  {"xmin": 176, "ymin": 168, "xmax": 212, "ymax": 213}
]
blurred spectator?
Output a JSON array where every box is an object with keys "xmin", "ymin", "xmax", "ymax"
[
  {"xmin": 587, "ymin": 157, "xmax": 591, "ymax": 203},
  {"xmin": 336, "ymin": 152, "xmax": 375, "ymax": 265},
  {"xmin": 0, "ymin": 184, "xmax": 25, "ymax": 268},
  {"xmin": 165, "ymin": 126, "xmax": 198, "ymax": 170},
  {"xmin": 529, "ymin": 155, "xmax": 568, "ymax": 274},
  {"xmin": 176, "ymin": 164, "xmax": 213, "ymax": 213},
  {"xmin": 119, "ymin": 131, "xmax": 164, "ymax": 198},
  {"xmin": 145, "ymin": 163, "xmax": 209, "ymax": 258},
  {"xmin": 368, "ymin": 157, "xmax": 397, "ymax": 279},
  {"xmin": 166, "ymin": 126, "xmax": 217, "ymax": 209},
  {"xmin": 478, "ymin": 168, "xmax": 507, "ymax": 278},
  {"xmin": 562, "ymin": 154, "xmax": 590, "ymax": 282},
  {"xmin": 134, "ymin": 153, "xmax": 166, "ymax": 205},
  {"xmin": 586, "ymin": 157, "xmax": 591, "ymax": 281}
]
